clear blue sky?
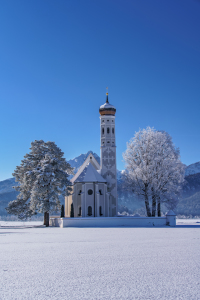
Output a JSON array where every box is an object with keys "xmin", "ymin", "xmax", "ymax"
[{"xmin": 0, "ymin": 0, "xmax": 200, "ymax": 181}]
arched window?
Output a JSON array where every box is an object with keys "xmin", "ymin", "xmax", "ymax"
[
  {"xmin": 88, "ymin": 189, "xmax": 93, "ymax": 195},
  {"xmin": 107, "ymin": 127, "xmax": 109, "ymax": 134},
  {"xmin": 99, "ymin": 206, "xmax": 103, "ymax": 216},
  {"xmin": 99, "ymin": 189, "xmax": 103, "ymax": 195},
  {"xmin": 78, "ymin": 190, "xmax": 81, "ymax": 195},
  {"xmin": 112, "ymin": 128, "xmax": 114, "ymax": 134},
  {"xmin": 102, "ymin": 128, "xmax": 104, "ymax": 134},
  {"xmin": 88, "ymin": 206, "xmax": 92, "ymax": 216},
  {"xmin": 78, "ymin": 206, "xmax": 81, "ymax": 216}
]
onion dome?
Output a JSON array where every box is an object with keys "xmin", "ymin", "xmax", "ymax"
[{"xmin": 99, "ymin": 93, "xmax": 116, "ymax": 116}]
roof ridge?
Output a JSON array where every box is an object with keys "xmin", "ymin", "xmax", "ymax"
[{"xmin": 74, "ymin": 162, "xmax": 106, "ymax": 183}]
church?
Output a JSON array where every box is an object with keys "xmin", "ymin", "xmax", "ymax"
[{"xmin": 65, "ymin": 93, "xmax": 118, "ymax": 218}]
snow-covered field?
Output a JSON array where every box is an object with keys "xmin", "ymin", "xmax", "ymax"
[{"xmin": 0, "ymin": 221, "xmax": 200, "ymax": 300}]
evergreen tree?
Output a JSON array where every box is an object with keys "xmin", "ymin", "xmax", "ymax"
[{"xmin": 6, "ymin": 140, "xmax": 73, "ymax": 226}]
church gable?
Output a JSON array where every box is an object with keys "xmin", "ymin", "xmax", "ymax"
[
  {"xmin": 74, "ymin": 162, "xmax": 107, "ymax": 183},
  {"xmin": 71, "ymin": 153, "xmax": 100, "ymax": 183}
]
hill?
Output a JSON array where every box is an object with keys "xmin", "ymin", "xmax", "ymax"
[{"xmin": 175, "ymin": 191, "xmax": 200, "ymax": 217}]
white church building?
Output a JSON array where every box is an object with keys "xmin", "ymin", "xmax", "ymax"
[
  {"xmin": 65, "ymin": 93, "xmax": 118, "ymax": 218},
  {"xmin": 50, "ymin": 93, "xmax": 176, "ymax": 227}
]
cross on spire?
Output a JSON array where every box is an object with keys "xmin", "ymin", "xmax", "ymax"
[{"xmin": 106, "ymin": 87, "xmax": 109, "ymax": 103}]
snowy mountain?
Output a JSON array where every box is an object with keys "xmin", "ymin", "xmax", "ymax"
[
  {"xmin": 67, "ymin": 151, "xmax": 100, "ymax": 176},
  {"xmin": 1, "ymin": 153, "xmax": 200, "ymax": 217},
  {"xmin": 0, "ymin": 151, "xmax": 124, "ymax": 216},
  {"xmin": 0, "ymin": 152, "xmax": 100, "ymax": 195},
  {"xmin": 0, "ymin": 151, "xmax": 119, "ymax": 195},
  {"xmin": 185, "ymin": 162, "xmax": 200, "ymax": 176},
  {"xmin": 68, "ymin": 151, "xmax": 122, "ymax": 180},
  {"xmin": 0, "ymin": 177, "xmax": 18, "ymax": 194}
]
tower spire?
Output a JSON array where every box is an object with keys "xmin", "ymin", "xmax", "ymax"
[{"xmin": 106, "ymin": 87, "xmax": 109, "ymax": 103}]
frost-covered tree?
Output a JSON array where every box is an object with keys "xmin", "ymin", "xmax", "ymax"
[
  {"xmin": 123, "ymin": 127, "xmax": 185, "ymax": 217},
  {"xmin": 6, "ymin": 140, "xmax": 73, "ymax": 226}
]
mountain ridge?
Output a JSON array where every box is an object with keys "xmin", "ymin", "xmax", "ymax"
[
  {"xmin": 0, "ymin": 152, "xmax": 200, "ymax": 217},
  {"xmin": 185, "ymin": 161, "xmax": 200, "ymax": 176},
  {"xmin": 1, "ymin": 152, "xmax": 200, "ymax": 195}
]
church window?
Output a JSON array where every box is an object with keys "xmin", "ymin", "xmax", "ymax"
[
  {"xmin": 99, "ymin": 189, "xmax": 103, "ymax": 195},
  {"xmin": 112, "ymin": 120, "xmax": 114, "ymax": 122},
  {"xmin": 88, "ymin": 206, "xmax": 92, "ymax": 216},
  {"xmin": 99, "ymin": 206, "xmax": 103, "ymax": 216},
  {"xmin": 107, "ymin": 128, "xmax": 109, "ymax": 134},
  {"xmin": 88, "ymin": 189, "xmax": 93, "ymax": 195},
  {"xmin": 102, "ymin": 128, "xmax": 104, "ymax": 134},
  {"xmin": 78, "ymin": 206, "xmax": 81, "ymax": 216},
  {"xmin": 112, "ymin": 128, "xmax": 114, "ymax": 134},
  {"xmin": 107, "ymin": 141, "xmax": 110, "ymax": 143},
  {"xmin": 78, "ymin": 190, "xmax": 81, "ymax": 195}
]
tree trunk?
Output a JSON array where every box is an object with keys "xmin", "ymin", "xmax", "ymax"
[
  {"xmin": 61, "ymin": 205, "xmax": 65, "ymax": 218},
  {"xmin": 145, "ymin": 195, "xmax": 151, "ymax": 217},
  {"xmin": 44, "ymin": 212, "xmax": 49, "ymax": 227},
  {"xmin": 152, "ymin": 195, "xmax": 157, "ymax": 217},
  {"xmin": 157, "ymin": 198, "xmax": 161, "ymax": 217}
]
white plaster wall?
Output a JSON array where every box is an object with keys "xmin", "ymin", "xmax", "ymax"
[
  {"xmin": 98, "ymin": 183, "xmax": 106, "ymax": 217},
  {"xmin": 100, "ymin": 115, "xmax": 117, "ymax": 217},
  {"xmin": 75, "ymin": 183, "xmax": 82, "ymax": 217},
  {"xmin": 166, "ymin": 214, "xmax": 176, "ymax": 227},
  {"xmin": 54, "ymin": 216, "xmax": 169, "ymax": 228},
  {"xmin": 49, "ymin": 218, "xmax": 63, "ymax": 227},
  {"xmin": 65, "ymin": 186, "xmax": 73, "ymax": 217},
  {"xmin": 85, "ymin": 183, "xmax": 95, "ymax": 217}
]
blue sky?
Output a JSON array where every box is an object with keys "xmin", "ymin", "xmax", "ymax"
[{"xmin": 0, "ymin": 0, "xmax": 200, "ymax": 181}]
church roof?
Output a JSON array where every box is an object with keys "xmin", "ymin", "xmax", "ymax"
[
  {"xmin": 166, "ymin": 210, "xmax": 176, "ymax": 216},
  {"xmin": 99, "ymin": 94, "xmax": 116, "ymax": 115},
  {"xmin": 73, "ymin": 162, "xmax": 106, "ymax": 183},
  {"xmin": 100, "ymin": 102, "xmax": 116, "ymax": 110},
  {"xmin": 70, "ymin": 152, "xmax": 100, "ymax": 183}
]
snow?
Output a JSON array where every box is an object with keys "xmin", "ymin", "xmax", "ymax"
[
  {"xmin": 0, "ymin": 221, "xmax": 43, "ymax": 227},
  {"xmin": 166, "ymin": 210, "xmax": 176, "ymax": 216},
  {"xmin": 0, "ymin": 220, "xmax": 200, "ymax": 300},
  {"xmin": 176, "ymin": 219, "xmax": 200, "ymax": 225},
  {"xmin": 73, "ymin": 162, "xmax": 106, "ymax": 183},
  {"xmin": 185, "ymin": 161, "xmax": 200, "ymax": 176},
  {"xmin": 100, "ymin": 102, "xmax": 116, "ymax": 109}
]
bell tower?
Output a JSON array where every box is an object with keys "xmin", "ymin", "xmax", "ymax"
[{"xmin": 99, "ymin": 92, "xmax": 117, "ymax": 217}]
